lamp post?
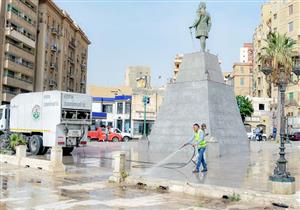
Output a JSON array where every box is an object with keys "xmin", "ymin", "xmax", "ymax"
[
  {"xmin": 142, "ymin": 95, "xmax": 150, "ymax": 139},
  {"xmin": 261, "ymin": 58, "xmax": 300, "ymax": 192}
]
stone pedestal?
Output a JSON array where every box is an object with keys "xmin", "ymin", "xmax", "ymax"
[
  {"xmin": 16, "ymin": 145, "xmax": 26, "ymax": 165},
  {"xmin": 109, "ymin": 151, "xmax": 126, "ymax": 183},
  {"xmin": 269, "ymin": 179, "xmax": 296, "ymax": 195},
  {"xmin": 49, "ymin": 146, "xmax": 65, "ymax": 173},
  {"xmin": 16, "ymin": 145, "xmax": 26, "ymax": 158}
]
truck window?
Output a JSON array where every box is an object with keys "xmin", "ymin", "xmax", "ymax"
[{"xmin": 0, "ymin": 109, "xmax": 3, "ymax": 119}]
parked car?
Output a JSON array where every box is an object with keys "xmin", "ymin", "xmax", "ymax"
[
  {"xmin": 289, "ymin": 132, "xmax": 300, "ymax": 141},
  {"xmin": 113, "ymin": 128, "xmax": 132, "ymax": 142},
  {"xmin": 87, "ymin": 127, "xmax": 122, "ymax": 142},
  {"xmin": 247, "ymin": 130, "xmax": 267, "ymax": 141}
]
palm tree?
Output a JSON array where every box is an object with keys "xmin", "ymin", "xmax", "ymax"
[
  {"xmin": 259, "ymin": 32, "xmax": 296, "ymax": 83},
  {"xmin": 259, "ymin": 32, "xmax": 296, "ymax": 85},
  {"xmin": 259, "ymin": 32, "xmax": 296, "ymax": 140}
]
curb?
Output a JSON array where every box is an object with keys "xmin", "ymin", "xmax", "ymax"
[{"xmin": 124, "ymin": 175, "xmax": 300, "ymax": 208}]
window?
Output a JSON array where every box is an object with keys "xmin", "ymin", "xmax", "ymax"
[
  {"xmin": 258, "ymin": 90, "xmax": 261, "ymax": 97},
  {"xmin": 273, "ymin": 14, "xmax": 277, "ymax": 20},
  {"xmin": 259, "ymin": 104, "xmax": 265, "ymax": 111},
  {"xmin": 258, "ymin": 77, "xmax": 261, "ymax": 86},
  {"xmin": 117, "ymin": 102, "xmax": 123, "ymax": 114},
  {"xmin": 117, "ymin": 119, "xmax": 123, "ymax": 131},
  {"xmin": 289, "ymin": 4, "xmax": 293, "ymax": 15},
  {"xmin": 124, "ymin": 120, "xmax": 131, "ymax": 133},
  {"xmin": 240, "ymin": 78, "xmax": 244, "ymax": 86},
  {"xmin": 288, "ymin": 92, "xmax": 294, "ymax": 101},
  {"xmin": 288, "ymin": 21, "xmax": 293, "ymax": 32},
  {"xmin": 125, "ymin": 102, "xmax": 131, "ymax": 114},
  {"xmin": 103, "ymin": 104, "xmax": 112, "ymax": 113}
]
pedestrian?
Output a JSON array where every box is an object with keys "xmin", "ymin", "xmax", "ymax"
[{"xmin": 189, "ymin": 123, "xmax": 208, "ymax": 173}]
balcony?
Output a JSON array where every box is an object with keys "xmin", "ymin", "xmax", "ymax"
[
  {"xmin": 49, "ymin": 79, "xmax": 57, "ymax": 87},
  {"xmin": 50, "ymin": 62, "xmax": 57, "ymax": 70},
  {"xmin": 4, "ymin": 60, "xmax": 33, "ymax": 77},
  {"xmin": 69, "ymin": 39, "xmax": 76, "ymax": 49},
  {"xmin": 80, "ymin": 80, "xmax": 85, "ymax": 85},
  {"xmin": 2, "ymin": 75, "xmax": 33, "ymax": 91},
  {"xmin": 6, "ymin": 11, "xmax": 36, "ymax": 34},
  {"xmin": 5, "ymin": 28, "xmax": 35, "ymax": 48},
  {"xmin": 51, "ymin": 27, "xmax": 59, "ymax": 36},
  {"xmin": 68, "ymin": 72, "xmax": 74, "ymax": 79},
  {"xmin": 5, "ymin": 43, "xmax": 34, "ymax": 63},
  {"xmin": 81, "ymin": 63, "xmax": 86, "ymax": 70},
  {"xmin": 50, "ymin": 45, "xmax": 58, "ymax": 52},
  {"xmin": 68, "ymin": 56, "xmax": 74, "ymax": 64}
]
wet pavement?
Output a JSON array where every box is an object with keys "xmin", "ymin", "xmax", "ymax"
[
  {"xmin": 0, "ymin": 141, "xmax": 299, "ymax": 209},
  {"xmin": 0, "ymin": 159, "xmax": 279, "ymax": 210},
  {"xmin": 72, "ymin": 141, "xmax": 300, "ymax": 193}
]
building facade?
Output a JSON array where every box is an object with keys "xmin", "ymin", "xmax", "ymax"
[
  {"xmin": 240, "ymin": 43, "xmax": 253, "ymax": 64},
  {"xmin": 173, "ymin": 54, "xmax": 183, "ymax": 82},
  {"xmin": 232, "ymin": 63, "xmax": 253, "ymax": 96},
  {"xmin": 125, "ymin": 66, "xmax": 151, "ymax": 89},
  {"xmin": 244, "ymin": 97, "xmax": 273, "ymax": 135},
  {"xmin": 35, "ymin": 0, "xmax": 90, "ymax": 93},
  {"xmin": 230, "ymin": 43, "xmax": 253, "ymax": 96},
  {"xmin": 92, "ymin": 95, "xmax": 132, "ymax": 133},
  {"xmin": 0, "ymin": 0, "xmax": 89, "ymax": 104},
  {"xmin": 252, "ymin": 0, "xmax": 300, "ymax": 116},
  {"xmin": 131, "ymin": 87, "xmax": 164, "ymax": 138},
  {"xmin": 0, "ymin": 0, "xmax": 38, "ymax": 104}
]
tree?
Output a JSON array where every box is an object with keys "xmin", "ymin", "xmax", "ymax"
[
  {"xmin": 236, "ymin": 96, "xmax": 254, "ymax": 123},
  {"xmin": 259, "ymin": 32, "xmax": 296, "ymax": 141},
  {"xmin": 259, "ymin": 32, "xmax": 296, "ymax": 85}
]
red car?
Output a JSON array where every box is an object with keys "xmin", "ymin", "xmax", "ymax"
[
  {"xmin": 87, "ymin": 127, "xmax": 122, "ymax": 142},
  {"xmin": 289, "ymin": 132, "xmax": 300, "ymax": 141}
]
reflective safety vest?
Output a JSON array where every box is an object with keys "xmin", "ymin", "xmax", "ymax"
[{"xmin": 194, "ymin": 130, "xmax": 206, "ymax": 148}]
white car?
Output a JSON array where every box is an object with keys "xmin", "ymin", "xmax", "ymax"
[
  {"xmin": 113, "ymin": 128, "xmax": 132, "ymax": 142},
  {"xmin": 247, "ymin": 130, "xmax": 267, "ymax": 141}
]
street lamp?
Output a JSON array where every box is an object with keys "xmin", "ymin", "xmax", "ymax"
[{"xmin": 261, "ymin": 57, "xmax": 300, "ymax": 186}]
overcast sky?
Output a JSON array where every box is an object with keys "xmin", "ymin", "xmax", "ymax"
[{"xmin": 54, "ymin": 0, "xmax": 263, "ymax": 87}]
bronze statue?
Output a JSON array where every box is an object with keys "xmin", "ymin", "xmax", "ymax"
[{"xmin": 189, "ymin": 2, "xmax": 212, "ymax": 52}]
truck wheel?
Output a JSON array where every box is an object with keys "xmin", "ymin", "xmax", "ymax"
[
  {"xmin": 112, "ymin": 137, "xmax": 119, "ymax": 142},
  {"xmin": 122, "ymin": 136, "xmax": 130, "ymax": 142},
  {"xmin": 29, "ymin": 135, "xmax": 43, "ymax": 155},
  {"xmin": 63, "ymin": 147, "xmax": 74, "ymax": 156},
  {"xmin": 40, "ymin": 147, "xmax": 49, "ymax": 155}
]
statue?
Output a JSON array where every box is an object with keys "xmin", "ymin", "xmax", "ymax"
[{"xmin": 189, "ymin": 2, "xmax": 212, "ymax": 52}]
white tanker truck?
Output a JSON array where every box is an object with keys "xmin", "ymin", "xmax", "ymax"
[{"xmin": 0, "ymin": 91, "xmax": 92, "ymax": 155}]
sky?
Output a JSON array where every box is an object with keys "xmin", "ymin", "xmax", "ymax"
[{"xmin": 54, "ymin": 0, "xmax": 263, "ymax": 87}]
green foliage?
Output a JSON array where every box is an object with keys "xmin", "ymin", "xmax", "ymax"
[
  {"xmin": 236, "ymin": 96, "xmax": 254, "ymax": 122},
  {"xmin": 9, "ymin": 134, "xmax": 27, "ymax": 150},
  {"xmin": 259, "ymin": 32, "xmax": 296, "ymax": 85},
  {"xmin": 229, "ymin": 193, "xmax": 241, "ymax": 202}
]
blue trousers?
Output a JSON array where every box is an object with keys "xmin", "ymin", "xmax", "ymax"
[{"xmin": 196, "ymin": 147, "xmax": 207, "ymax": 171}]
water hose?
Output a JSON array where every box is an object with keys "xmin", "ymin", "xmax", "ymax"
[{"xmin": 131, "ymin": 143, "xmax": 196, "ymax": 169}]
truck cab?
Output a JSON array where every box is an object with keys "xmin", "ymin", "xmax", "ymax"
[{"xmin": 0, "ymin": 105, "xmax": 9, "ymax": 132}]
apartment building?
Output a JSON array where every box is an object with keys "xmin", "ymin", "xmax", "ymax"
[
  {"xmin": 0, "ymin": 0, "xmax": 38, "ymax": 104},
  {"xmin": 36, "ymin": 0, "xmax": 90, "ymax": 93},
  {"xmin": 232, "ymin": 63, "xmax": 253, "ymax": 96},
  {"xmin": 252, "ymin": 0, "xmax": 300, "ymax": 116},
  {"xmin": 230, "ymin": 43, "xmax": 253, "ymax": 96},
  {"xmin": 173, "ymin": 54, "xmax": 183, "ymax": 82},
  {"xmin": 125, "ymin": 66, "xmax": 151, "ymax": 89},
  {"xmin": 0, "ymin": 0, "xmax": 90, "ymax": 104}
]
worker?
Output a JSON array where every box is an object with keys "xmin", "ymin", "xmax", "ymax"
[{"xmin": 189, "ymin": 123, "xmax": 207, "ymax": 173}]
